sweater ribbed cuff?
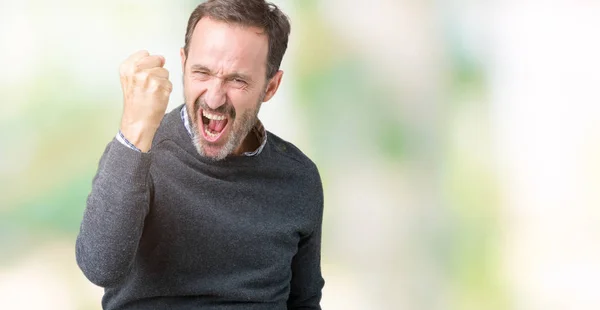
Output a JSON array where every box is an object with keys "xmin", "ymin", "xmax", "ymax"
[{"xmin": 100, "ymin": 138, "xmax": 152, "ymax": 189}]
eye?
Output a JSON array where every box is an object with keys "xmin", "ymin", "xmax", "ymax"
[
  {"xmin": 230, "ymin": 78, "xmax": 247, "ymax": 87},
  {"xmin": 192, "ymin": 71, "xmax": 210, "ymax": 80}
]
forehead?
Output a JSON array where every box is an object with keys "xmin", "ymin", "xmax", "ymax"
[{"xmin": 187, "ymin": 17, "xmax": 269, "ymax": 75}]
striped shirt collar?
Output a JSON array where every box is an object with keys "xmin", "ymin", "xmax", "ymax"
[{"xmin": 181, "ymin": 105, "xmax": 267, "ymax": 157}]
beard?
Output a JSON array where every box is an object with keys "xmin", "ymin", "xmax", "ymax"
[{"xmin": 188, "ymin": 93, "xmax": 264, "ymax": 161}]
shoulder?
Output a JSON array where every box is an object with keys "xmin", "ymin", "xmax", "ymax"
[
  {"xmin": 267, "ymin": 131, "xmax": 324, "ymax": 219},
  {"xmin": 266, "ymin": 131, "xmax": 322, "ymax": 193},
  {"xmin": 267, "ymin": 131, "xmax": 319, "ymax": 172}
]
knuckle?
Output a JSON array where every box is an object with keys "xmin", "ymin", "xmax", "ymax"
[
  {"xmin": 147, "ymin": 78, "xmax": 159, "ymax": 88},
  {"xmin": 136, "ymin": 70, "xmax": 150, "ymax": 81},
  {"xmin": 132, "ymin": 50, "xmax": 149, "ymax": 62},
  {"xmin": 157, "ymin": 81, "xmax": 173, "ymax": 95},
  {"xmin": 164, "ymin": 81, "xmax": 173, "ymax": 93},
  {"xmin": 134, "ymin": 61, "xmax": 145, "ymax": 72},
  {"xmin": 148, "ymin": 79, "xmax": 164, "ymax": 92},
  {"xmin": 159, "ymin": 68, "xmax": 170, "ymax": 78},
  {"xmin": 119, "ymin": 62, "xmax": 133, "ymax": 77}
]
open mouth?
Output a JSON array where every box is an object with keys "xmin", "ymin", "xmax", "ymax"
[{"xmin": 199, "ymin": 109, "xmax": 229, "ymax": 142}]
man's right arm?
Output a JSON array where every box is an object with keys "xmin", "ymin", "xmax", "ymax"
[
  {"xmin": 75, "ymin": 50, "xmax": 172, "ymax": 287},
  {"xmin": 75, "ymin": 138, "xmax": 152, "ymax": 287}
]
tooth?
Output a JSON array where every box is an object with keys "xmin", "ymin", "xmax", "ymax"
[
  {"xmin": 204, "ymin": 124, "xmax": 218, "ymax": 137},
  {"xmin": 202, "ymin": 111, "xmax": 226, "ymax": 121}
]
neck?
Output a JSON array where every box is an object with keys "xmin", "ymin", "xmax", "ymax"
[{"xmin": 232, "ymin": 127, "xmax": 260, "ymax": 156}]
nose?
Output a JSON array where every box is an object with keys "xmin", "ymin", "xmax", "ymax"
[{"xmin": 204, "ymin": 78, "xmax": 226, "ymax": 110}]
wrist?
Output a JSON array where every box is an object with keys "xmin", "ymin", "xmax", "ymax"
[{"xmin": 120, "ymin": 121, "xmax": 158, "ymax": 153}]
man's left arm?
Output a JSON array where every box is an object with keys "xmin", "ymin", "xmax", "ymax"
[{"xmin": 287, "ymin": 170, "xmax": 325, "ymax": 310}]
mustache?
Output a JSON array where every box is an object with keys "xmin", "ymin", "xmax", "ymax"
[{"xmin": 194, "ymin": 96, "xmax": 236, "ymax": 119}]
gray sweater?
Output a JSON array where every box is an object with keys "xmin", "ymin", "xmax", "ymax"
[{"xmin": 76, "ymin": 106, "xmax": 324, "ymax": 310}]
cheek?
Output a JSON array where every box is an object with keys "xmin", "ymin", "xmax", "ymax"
[
  {"xmin": 228, "ymin": 91, "xmax": 261, "ymax": 112},
  {"xmin": 186, "ymin": 88, "xmax": 205, "ymax": 109}
]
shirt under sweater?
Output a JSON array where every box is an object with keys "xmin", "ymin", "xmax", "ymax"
[{"xmin": 75, "ymin": 105, "xmax": 325, "ymax": 310}]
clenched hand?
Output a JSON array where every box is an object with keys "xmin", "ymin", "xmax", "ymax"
[{"xmin": 119, "ymin": 50, "xmax": 173, "ymax": 152}]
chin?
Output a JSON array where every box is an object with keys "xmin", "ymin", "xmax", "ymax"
[
  {"xmin": 191, "ymin": 128, "xmax": 232, "ymax": 161},
  {"xmin": 200, "ymin": 145, "xmax": 228, "ymax": 160}
]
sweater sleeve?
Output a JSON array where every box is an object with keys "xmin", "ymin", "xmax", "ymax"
[
  {"xmin": 287, "ymin": 171, "xmax": 325, "ymax": 310},
  {"xmin": 75, "ymin": 138, "xmax": 152, "ymax": 287},
  {"xmin": 115, "ymin": 130, "xmax": 142, "ymax": 152}
]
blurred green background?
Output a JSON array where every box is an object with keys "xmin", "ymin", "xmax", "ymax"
[{"xmin": 1, "ymin": 1, "xmax": 600, "ymax": 309}]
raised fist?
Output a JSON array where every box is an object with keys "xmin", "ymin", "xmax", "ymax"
[{"xmin": 119, "ymin": 50, "xmax": 173, "ymax": 152}]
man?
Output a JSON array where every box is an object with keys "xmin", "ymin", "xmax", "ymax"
[{"xmin": 75, "ymin": 1, "xmax": 325, "ymax": 309}]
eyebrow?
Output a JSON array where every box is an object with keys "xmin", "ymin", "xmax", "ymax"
[{"xmin": 189, "ymin": 64, "xmax": 253, "ymax": 82}]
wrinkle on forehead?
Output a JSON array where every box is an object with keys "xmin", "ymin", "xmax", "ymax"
[{"xmin": 187, "ymin": 17, "xmax": 268, "ymax": 77}]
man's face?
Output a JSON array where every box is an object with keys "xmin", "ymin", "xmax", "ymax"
[{"xmin": 180, "ymin": 17, "xmax": 280, "ymax": 160}]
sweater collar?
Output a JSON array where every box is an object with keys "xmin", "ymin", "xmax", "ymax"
[{"xmin": 180, "ymin": 105, "xmax": 267, "ymax": 156}]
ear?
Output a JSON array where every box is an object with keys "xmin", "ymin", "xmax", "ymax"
[
  {"xmin": 262, "ymin": 70, "xmax": 284, "ymax": 103},
  {"xmin": 180, "ymin": 47, "xmax": 186, "ymax": 73}
]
